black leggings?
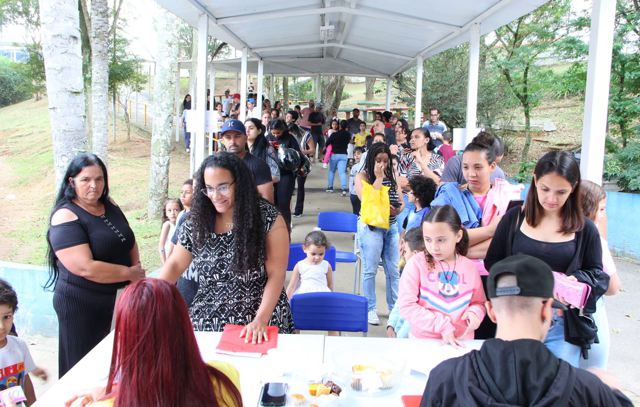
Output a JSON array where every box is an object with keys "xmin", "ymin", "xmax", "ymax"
[
  {"xmin": 274, "ymin": 173, "xmax": 296, "ymax": 228},
  {"xmin": 294, "ymin": 175, "xmax": 307, "ymax": 215}
]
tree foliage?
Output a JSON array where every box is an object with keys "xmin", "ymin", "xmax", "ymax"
[
  {"xmin": 394, "ymin": 44, "xmax": 516, "ymax": 131},
  {"xmin": 0, "ymin": 57, "xmax": 30, "ymax": 106},
  {"xmin": 488, "ymin": 0, "xmax": 572, "ymax": 159}
]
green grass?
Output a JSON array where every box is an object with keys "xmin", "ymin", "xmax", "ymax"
[{"xmin": 0, "ymin": 97, "xmax": 190, "ymax": 271}]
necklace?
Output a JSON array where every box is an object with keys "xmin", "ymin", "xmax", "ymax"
[{"xmin": 437, "ymin": 254, "xmax": 458, "ymax": 283}]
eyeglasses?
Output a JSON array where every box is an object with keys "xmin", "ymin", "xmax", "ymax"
[{"xmin": 201, "ymin": 182, "xmax": 234, "ymax": 197}]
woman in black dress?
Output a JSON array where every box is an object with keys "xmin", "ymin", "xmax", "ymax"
[
  {"xmin": 46, "ymin": 153, "xmax": 144, "ymax": 377},
  {"xmin": 159, "ymin": 152, "xmax": 293, "ymax": 342}
]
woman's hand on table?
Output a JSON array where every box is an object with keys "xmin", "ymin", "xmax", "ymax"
[{"xmin": 240, "ymin": 318, "xmax": 269, "ymax": 344}]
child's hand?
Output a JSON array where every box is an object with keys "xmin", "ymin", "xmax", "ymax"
[
  {"xmin": 441, "ymin": 330, "xmax": 465, "ymax": 348},
  {"xmin": 386, "ymin": 326, "xmax": 397, "ymax": 338},
  {"xmin": 32, "ymin": 366, "xmax": 48, "ymax": 381},
  {"xmin": 461, "ymin": 310, "xmax": 481, "ymax": 338},
  {"xmin": 64, "ymin": 386, "xmax": 106, "ymax": 407}
]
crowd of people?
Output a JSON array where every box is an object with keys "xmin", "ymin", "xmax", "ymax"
[{"xmin": 1, "ymin": 93, "xmax": 634, "ymax": 406}]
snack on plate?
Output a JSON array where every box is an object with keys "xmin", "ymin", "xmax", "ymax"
[
  {"xmin": 308, "ymin": 383, "xmax": 330, "ymax": 396},
  {"xmin": 350, "ymin": 363, "xmax": 397, "ymax": 392},
  {"xmin": 324, "ymin": 380, "xmax": 342, "ymax": 396},
  {"xmin": 290, "ymin": 393, "xmax": 306, "ymax": 405}
]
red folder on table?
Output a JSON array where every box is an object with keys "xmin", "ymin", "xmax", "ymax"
[
  {"xmin": 401, "ymin": 395, "xmax": 422, "ymax": 407},
  {"xmin": 215, "ymin": 324, "xmax": 279, "ymax": 357}
]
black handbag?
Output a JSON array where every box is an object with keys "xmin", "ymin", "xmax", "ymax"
[{"xmin": 563, "ymin": 307, "xmax": 598, "ymax": 359}]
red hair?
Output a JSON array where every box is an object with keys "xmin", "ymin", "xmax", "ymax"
[{"xmin": 105, "ymin": 279, "xmax": 242, "ymax": 407}]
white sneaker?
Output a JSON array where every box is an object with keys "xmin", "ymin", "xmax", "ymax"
[
  {"xmin": 368, "ymin": 310, "xmax": 380, "ymax": 325},
  {"xmin": 322, "ymin": 163, "xmax": 328, "ymax": 168}
]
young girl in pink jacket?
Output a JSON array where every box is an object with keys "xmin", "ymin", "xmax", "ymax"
[{"xmin": 398, "ymin": 205, "xmax": 486, "ymax": 347}]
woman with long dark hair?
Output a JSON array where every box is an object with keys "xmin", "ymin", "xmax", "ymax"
[
  {"xmin": 355, "ymin": 142, "xmax": 404, "ymax": 325},
  {"xmin": 485, "ymin": 151, "xmax": 609, "ymax": 366},
  {"xmin": 245, "ymin": 117, "xmax": 280, "ymax": 183},
  {"xmin": 46, "ymin": 153, "xmax": 144, "ymax": 377},
  {"xmin": 159, "ymin": 152, "xmax": 294, "ymax": 340},
  {"xmin": 66, "ymin": 279, "xmax": 242, "ymax": 406}
]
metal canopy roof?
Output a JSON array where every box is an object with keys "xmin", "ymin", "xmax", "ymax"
[{"xmin": 157, "ymin": 0, "xmax": 550, "ymax": 78}]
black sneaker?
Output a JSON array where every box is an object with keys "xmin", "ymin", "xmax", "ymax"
[
  {"xmin": 293, "ymin": 213, "xmax": 302, "ymax": 218},
  {"xmin": 341, "ymin": 190, "xmax": 347, "ymax": 197},
  {"xmin": 326, "ymin": 188, "xmax": 334, "ymax": 193}
]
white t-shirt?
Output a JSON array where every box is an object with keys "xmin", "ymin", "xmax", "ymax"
[{"xmin": 0, "ymin": 336, "xmax": 35, "ymax": 389}]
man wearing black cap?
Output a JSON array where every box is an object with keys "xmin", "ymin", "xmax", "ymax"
[
  {"xmin": 420, "ymin": 254, "xmax": 632, "ymax": 407},
  {"xmin": 219, "ymin": 119, "xmax": 274, "ymax": 203}
]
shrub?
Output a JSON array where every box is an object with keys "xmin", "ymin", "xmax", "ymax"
[
  {"xmin": 0, "ymin": 57, "xmax": 31, "ymax": 107},
  {"xmin": 609, "ymin": 141, "xmax": 640, "ymax": 192}
]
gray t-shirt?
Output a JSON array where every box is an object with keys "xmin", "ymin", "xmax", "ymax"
[{"xmin": 441, "ymin": 154, "xmax": 506, "ymax": 184}]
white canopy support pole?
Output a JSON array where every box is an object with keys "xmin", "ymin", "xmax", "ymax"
[
  {"xmin": 385, "ymin": 78, "xmax": 392, "ymax": 111},
  {"xmin": 240, "ymin": 47, "xmax": 248, "ymax": 122},
  {"xmin": 465, "ymin": 22, "xmax": 480, "ymax": 145},
  {"xmin": 175, "ymin": 66, "xmax": 181, "ymax": 142},
  {"xmin": 209, "ymin": 64, "xmax": 216, "ymax": 156},
  {"xmin": 414, "ymin": 56, "xmax": 423, "ymax": 129},
  {"xmin": 257, "ymin": 58, "xmax": 264, "ymax": 119},
  {"xmin": 235, "ymin": 71, "xmax": 239, "ymax": 92},
  {"xmin": 315, "ymin": 74, "xmax": 321, "ymax": 102},
  {"xmin": 194, "ymin": 13, "xmax": 209, "ymax": 172},
  {"xmin": 580, "ymin": 0, "xmax": 616, "ymax": 184}
]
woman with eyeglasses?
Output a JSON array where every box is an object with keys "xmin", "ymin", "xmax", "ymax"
[{"xmin": 158, "ymin": 152, "xmax": 294, "ymax": 341}]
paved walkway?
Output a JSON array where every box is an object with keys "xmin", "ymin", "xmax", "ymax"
[{"xmin": 27, "ymin": 162, "xmax": 640, "ymax": 403}]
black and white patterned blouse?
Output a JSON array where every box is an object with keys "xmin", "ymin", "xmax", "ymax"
[{"xmin": 179, "ymin": 199, "xmax": 294, "ymax": 333}]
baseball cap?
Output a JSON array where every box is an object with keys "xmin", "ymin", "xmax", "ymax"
[
  {"xmin": 233, "ymin": 93, "xmax": 241, "ymax": 99},
  {"xmin": 487, "ymin": 254, "xmax": 565, "ymax": 309},
  {"xmin": 247, "ymin": 98, "xmax": 256, "ymax": 104},
  {"xmin": 220, "ymin": 119, "xmax": 246, "ymax": 135}
]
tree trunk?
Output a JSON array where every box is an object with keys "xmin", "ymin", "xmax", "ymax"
[
  {"xmin": 40, "ymin": 0, "xmax": 88, "ymax": 186},
  {"xmin": 521, "ymin": 104, "xmax": 532, "ymax": 160},
  {"xmin": 188, "ymin": 27, "xmax": 197, "ymax": 99},
  {"xmin": 148, "ymin": 8, "xmax": 180, "ymax": 219},
  {"xmin": 91, "ymin": 0, "xmax": 109, "ymax": 162},
  {"xmin": 331, "ymin": 76, "xmax": 346, "ymax": 110},
  {"xmin": 365, "ymin": 77, "xmax": 376, "ymax": 101},
  {"xmin": 282, "ymin": 76, "xmax": 289, "ymax": 111},
  {"xmin": 322, "ymin": 75, "xmax": 346, "ymax": 110}
]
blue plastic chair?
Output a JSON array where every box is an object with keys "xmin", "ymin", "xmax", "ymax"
[
  {"xmin": 287, "ymin": 243, "xmax": 336, "ymax": 271},
  {"xmin": 316, "ymin": 212, "xmax": 361, "ymax": 294},
  {"xmin": 290, "ymin": 292, "xmax": 368, "ymax": 336}
]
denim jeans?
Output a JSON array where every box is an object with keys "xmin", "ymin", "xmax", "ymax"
[
  {"xmin": 544, "ymin": 313, "xmax": 581, "ymax": 367},
  {"xmin": 328, "ymin": 154, "xmax": 348, "ymax": 190},
  {"xmin": 580, "ymin": 297, "xmax": 609, "ymax": 369},
  {"xmin": 357, "ymin": 220, "xmax": 400, "ymax": 312}
]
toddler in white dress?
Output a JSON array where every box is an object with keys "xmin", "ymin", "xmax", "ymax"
[{"xmin": 286, "ymin": 231, "xmax": 334, "ymax": 299}]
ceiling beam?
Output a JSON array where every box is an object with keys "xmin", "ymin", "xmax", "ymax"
[
  {"xmin": 184, "ymin": 0, "xmax": 252, "ymax": 54},
  {"xmin": 391, "ymin": 0, "xmax": 516, "ymax": 76},
  {"xmin": 254, "ymin": 42, "xmax": 412, "ymax": 61},
  {"xmin": 333, "ymin": 0, "xmax": 356, "ymax": 59},
  {"xmin": 216, "ymin": 5, "xmax": 460, "ymax": 30}
]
